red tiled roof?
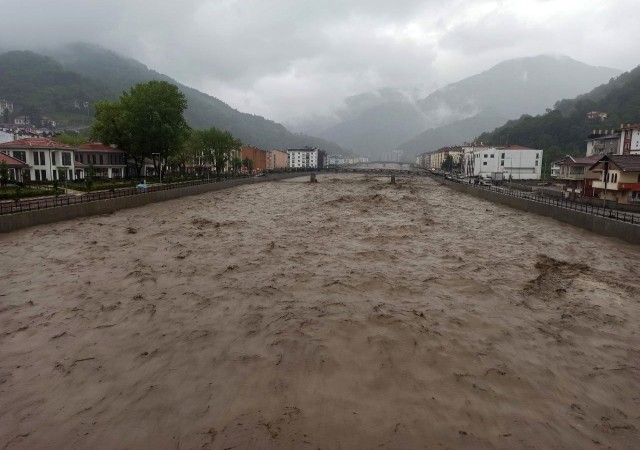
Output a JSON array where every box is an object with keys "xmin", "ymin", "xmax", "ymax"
[
  {"xmin": 620, "ymin": 124, "xmax": 640, "ymax": 130},
  {"xmin": 0, "ymin": 152, "xmax": 29, "ymax": 167},
  {"xmin": 0, "ymin": 137, "xmax": 73, "ymax": 149},
  {"xmin": 77, "ymin": 143, "xmax": 125, "ymax": 153}
]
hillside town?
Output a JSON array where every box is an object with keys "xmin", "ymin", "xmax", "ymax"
[{"xmin": 415, "ymin": 122, "xmax": 640, "ymax": 205}]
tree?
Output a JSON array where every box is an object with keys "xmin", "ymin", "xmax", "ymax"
[
  {"xmin": 92, "ymin": 81, "xmax": 190, "ymax": 177},
  {"xmin": 0, "ymin": 161, "xmax": 8, "ymax": 188},
  {"xmin": 192, "ymin": 128, "xmax": 242, "ymax": 176},
  {"xmin": 231, "ymin": 156, "xmax": 242, "ymax": 175},
  {"xmin": 242, "ymin": 157, "xmax": 254, "ymax": 174}
]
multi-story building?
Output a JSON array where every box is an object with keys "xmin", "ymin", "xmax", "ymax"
[
  {"xmin": 618, "ymin": 124, "xmax": 640, "ymax": 155},
  {"xmin": 0, "ymin": 137, "xmax": 76, "ymax": 181},
  {"xmin": 287, "ymin": 148, "xmax": 318, "ymax": 169},
  {"xmin": 590, "ymin": 155, "xmax": 640, "ymax": 204},
  {"xmin": 75, "ymin": 144, "xmax": 128, "ymax": 179},
  {"xmin": 266, "ymin": 150, "xmax": 288, "ymax": 170},
  {"xmin": 585, "ymin": 131, "xmax": 620, "ymax": 156},
  {"xmin": 462, "ymin": 145, "xmax": 543, "ymax": 180},
  {"xmin": 241, "ymin": 145, "xmax": 267, "ymax": 171},
  {"xmin": 556, "ymin": 154, "xmax": 602, "ymax": 198}
]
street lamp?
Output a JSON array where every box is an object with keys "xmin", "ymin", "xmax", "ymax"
[{"xmin": 151, "ymin": 153, "xmax": 161, "ymax": 184}]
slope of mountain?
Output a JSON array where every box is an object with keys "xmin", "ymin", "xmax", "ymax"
[
  {"xmin": 476, "ymin": 65, "xmax": 640, "ymax": 164},
  {"xmin": 2, "ymin": 43, "xmax": 346, "ymax": 153},
  {"xmin": 398, "ymin": 109, "xmax": 509, "ymax": 154},
  {"xmin": 318, "ymin": 55, "xmax": 621, "ymax": 159},
  {"xmin": 0, "ymin": 51, "xmax": 111, "ymax": 117}
]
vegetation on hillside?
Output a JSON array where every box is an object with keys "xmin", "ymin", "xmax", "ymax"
[{"xmin": 476, "ymin": 65, "xmax": 640, "ymax": 164}]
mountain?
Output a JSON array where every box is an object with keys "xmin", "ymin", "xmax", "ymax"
[
  {"xmin": 315, "ymin": 55, "xmax": 621, "ymax": 159},
  {"xmin": 397, "ymin": 109, "xmax": 509, "ymax": 155},
  {"xmin": 1, "ymin": 44, "xmax": 346, "ymax": 153},
  {"xmin": 475, "ymin": 64, "xmax": 640, "ymax": 164}
]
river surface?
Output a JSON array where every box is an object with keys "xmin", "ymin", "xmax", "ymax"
[{"xmin": 1, "ymin": 173, "xmax": 639, "ymax": 449}]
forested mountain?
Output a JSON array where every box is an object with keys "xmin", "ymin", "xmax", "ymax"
[
  {"xmin": 314, "ymin": 55, "xmax": 620, "ymax": 159},
  {"xmin": 476, "ymin": 65, "xmax": 640, "ymax": 164},
  {"xmin": 0, "ymin": 44, "xmax": 346, "ymax": 153}
]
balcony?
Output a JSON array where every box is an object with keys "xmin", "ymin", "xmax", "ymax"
[
  {"xmin": 592, "ymin": 181, "xmax": 618, "ymax": 190},
  {"xmin": 618, "ymin": 182, "xmax": 640, "ymax": 191}
]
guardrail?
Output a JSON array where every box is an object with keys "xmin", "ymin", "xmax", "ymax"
[
  {"xmin": 432, "ymin": 173, "xmax": 640, "ymax": 227},
  {"xmin": 0, "ymin": 168, "xmax": 318, "ymax": 216}
]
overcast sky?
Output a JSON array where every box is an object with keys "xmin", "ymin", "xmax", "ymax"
[{"xmin": 1, "ymin": 0, "xmax": 638, "ymax": 126}]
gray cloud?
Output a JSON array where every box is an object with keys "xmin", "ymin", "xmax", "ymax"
[{"xmin": 0, "ymin": 0, "xmax": 638, "ymax": 125}]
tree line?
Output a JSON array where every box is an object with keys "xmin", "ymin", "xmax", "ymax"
[{"xmin": 91, "ymin": 80, "xmax": 244, "ymax": 177}]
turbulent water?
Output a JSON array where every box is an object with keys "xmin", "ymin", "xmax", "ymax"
[{"xmin": 1, "ymin": 174, "xmax": 639, "ymax": 449}]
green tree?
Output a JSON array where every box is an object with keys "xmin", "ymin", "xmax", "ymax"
[
  {"xmin": 231, "ymin": 156, "xmax": 242, "ymax": 175},
  {"xmin": 53, "ymin": 133, "xmax": 88, "ymax": 146},
  {"xmin": 242, "ymin": 157, "xmax": 254, "ymax": 174},
  {"xmin": 0, "ymin": 161, "xmax": 9, "ymax": 188},
  {"xmin": 192, "ymin": 128, "xmax": 241, "ymax": 176},
  {"xmin": 91, "ymin": 80, "xmax": 190, "ymax": 177}
]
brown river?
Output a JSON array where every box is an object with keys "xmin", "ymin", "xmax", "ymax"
[{"xmin": 1, "ymin": 173, "xmax": 639, "ymax": 449}]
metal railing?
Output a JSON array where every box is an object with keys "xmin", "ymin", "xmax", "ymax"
[
  {"xmin": 432, "ymin": 173, "xmax": 640, "ymax": 227},
  {"xmin": 0, "ymin": 168, "xmax": 318, "ymax": 216}
]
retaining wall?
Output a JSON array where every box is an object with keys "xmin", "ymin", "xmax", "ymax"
[
  {"xmin": 440, "ymin": 179, "xmax": 640, "ymax": 245},
  {"xmin": 0, "ymin": 173, "xmax": 308, "ymax": 233}
]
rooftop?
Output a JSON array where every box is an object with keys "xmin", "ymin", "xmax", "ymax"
[
  {"xmin": 0, "ymin": 137, "xmax": 73, "ymax": 149},
  {"xmin": 0, "ymin": 152, "xmax": 29, "ymax": 167}
]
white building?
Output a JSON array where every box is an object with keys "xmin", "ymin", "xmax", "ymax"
[
  {"xmin": 287, "ymin": 148, "xmax": 318, "ymax": 168},
  {"xmin": 0, "ymin": 137, "xmax": 76, "ymax": 182},
  {"xmin": 0, "ymin": 100, "xmax": 14, "ymax": 116},
  {"xmin": 462, "ymin": 145, "xmax": 543, "ymax": 180}
]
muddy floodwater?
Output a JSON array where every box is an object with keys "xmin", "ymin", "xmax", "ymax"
[{"xmin": 1, "ymin": 174, "xmax": 639, "ymax": 449}]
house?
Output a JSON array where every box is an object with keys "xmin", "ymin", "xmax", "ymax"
[
  {"xmin": 75, "ymin": 143, "xmax": 128, "ymax": 179},
  {"xmin": 40, "ymin": 116, "xmax": 57, "ymax": 128},
  {"xmin": 266, "ymin": 150, "xmax": 288, "ymax": 170},
  {"xmin": 556, "ymin": 154, "xmax": 602, "ymax": 198},
  {"xmin": 463, "ymin": 145, "xmax": 543, "ymax": 180},
  {"xmin": 240, "ymin": 145, "xmax": 267, "ymax": 171},
  {"xmin": 0, "ymin": 137, "xmax": 75, "ymax": 182},
  {"xmin": 13, "ymin": 116, "xmax": 30, "ymax": 126},
  {"xmin": 586, "ymin": 111, "xmax": 608, "ymax": 121},
  {"xmin": 589, "ymin": 155, "xmax": 640, "ymax": 204},
  {"xmin": 287, "ymin": 148, "xmax": 319, "ymax": 169},
  {"xmin": 550, "ymin": 159, "xmax": 563, "ymax": 178},
  {"xmin": 0, "ymin": 152, "xmax": 29, "ymax": 183}
]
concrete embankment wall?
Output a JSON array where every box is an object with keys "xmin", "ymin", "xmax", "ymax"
[
  {"xmin": 0, "ymin": 173, "xmax": 307, "ymax": 233},
  {"xmin": 440, "ymin": 179, "xmax": 640, "ymax": 245}
]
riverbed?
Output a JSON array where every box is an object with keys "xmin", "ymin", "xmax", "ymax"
[{"xmin": 1, "ymin": 174, "xmax": 639, "ymax": 449}]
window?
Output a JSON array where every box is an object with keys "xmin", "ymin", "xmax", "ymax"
[
  {"xmin": 490, "ymin": 154, "xmax": 495, "ymax": 158},
  {"xmin": 483, "ymin": 154, "xmax": 488, "ymax": 158},
  {"xmin": 33, "ymin": 152, "xmax": 39, "ymax": 165},
  {"xmin": 13, "ymin": 151, "xmax": 26, "ymax": 162},
  {"xmin": 62, "ymin": 152, "xmax": 71, "ymax": 166},
  {"xmin": 501, "ymin": 153, "xmax": 505, "ymax": 158},
  {"xmin": 35, "ymin": 170, "xmax": 41, "ymax": 181},
  {"xmin": 536, "ymin": 153, "xmax": 540, "ymax": 159},
  {"xmin": 501, "ymin": 161, "xmax": 504, "ymax": 166},
  {"xmin": 92, "ymin": 154, "xmax": 96, "ymax": 164},
  {"xmin": 40, "ymin": 152, "xmax": 45, "ymax": 165},
  {"xmin": 535, "ymin": 160, "xmax": 539, "ymax": 166},
  {"xmin": 483, "ymin": 162, "xmax": 488, "ymax": 166},
  {"xmin": 99, "ymin": 154, "xmax": 104, "ymax": 165}
]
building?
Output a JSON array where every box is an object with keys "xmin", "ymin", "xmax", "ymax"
[
  {"xmin": 0, "ymin": 151, "xmax": 29, "ymax": 182},
  {"xmin": 240, "ymin": 145, "xmax": 267, "ymax": 171},
  {"xmin": 266, "ymin": 150, "xmax": 288, "ymax": 170},
  {"xmin": 0, "ymin": 137, "xmax": 75, "ymax": 181},
  {"xmin": 618, "ymin": 124, "xmax": 640, "ymax": 155},
  {"xmin": 462, "ymin": 145, "xmax": 543, "ymax": 180},
  {"xmin": 590, "ymin": 155, "xmax": 640, "ymax": 204},
  {"xmin": 586, "ymin": 111, "xmax": 608, "ymax": 121},
  {"xmin": 75, "ymin": 143, "xmax": 128, "ymax": 179},
  {"xmin": 556, "ymin": 154, "xmax": 602, "ymax": 198},
  {"xmin": 40, "ymin": 116, "xmax": 57, "ymax": 128},
  {"xmin": 0, "ymin": 100, "xmax": 13, "ymax": 117},
  {"xmin": 287, "ymin": 148, "xmax": 319, "ymax": 169},
  {"xmin": 585, "ymin": 131, "xmax": 620, "ymax": 156},
  {"xmin": 13, "ymin": 116, "xmax": 30, "ymax": 126},
  {"xmin": 550, "ymin": 159, "xmax": 563, "ymax": 178}
]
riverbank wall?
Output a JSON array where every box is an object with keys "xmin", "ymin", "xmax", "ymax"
[
  {"xmin": 0, "ymin": 173, "xmax": 308, "ymax": 233},
  {"xmin": 438, "ymin": 178, "xmax": 640, "ymax": 245}
]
